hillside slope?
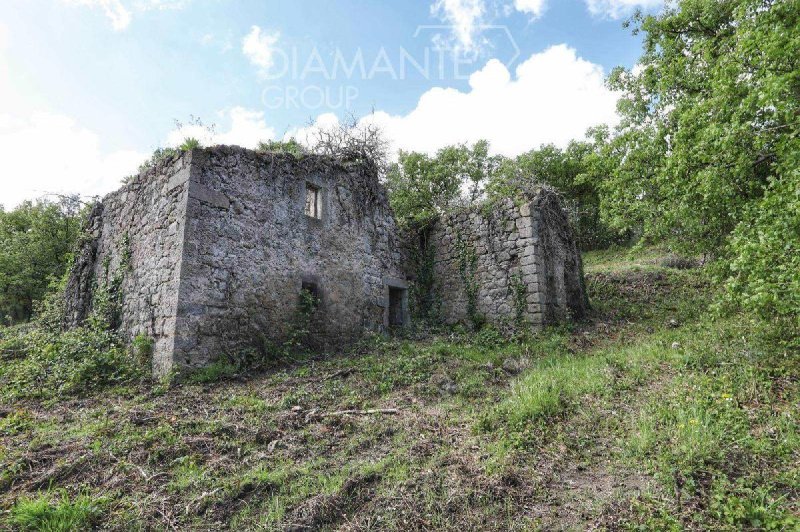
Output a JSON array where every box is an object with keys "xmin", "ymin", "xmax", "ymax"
[{"xmin": 1, "ymin": 247, "xmax": 797, "ymax": 530}]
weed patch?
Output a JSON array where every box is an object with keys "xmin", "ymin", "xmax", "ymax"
[{"xmin": 9, "ymin": 490, "xmax": 104, "ymax": 531}]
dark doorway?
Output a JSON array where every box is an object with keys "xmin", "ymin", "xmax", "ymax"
[{"xmin": 388, "ymin": 287, "xmax": 407, "ymax": 327}]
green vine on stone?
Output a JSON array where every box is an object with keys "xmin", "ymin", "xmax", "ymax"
[
  {"xmin": 409, "ymin": 227, "xmax": 440, "ymax": 322},
  {"xmin": 454, "ymin": 231, "xmax": 482, "ymax": 329},
  {"xmin": 90, "ymin": 235, "xmax": 132, "ymax": 331}
]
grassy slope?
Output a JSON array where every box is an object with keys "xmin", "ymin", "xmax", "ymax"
[{"xmin": 0, "ymin": 247, "xmax": 797, "ymax": 530}]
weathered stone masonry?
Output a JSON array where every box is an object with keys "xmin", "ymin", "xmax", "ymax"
[
  {"xmin": 65, "ymin": 153, "xmax": 191, "ymax": 376},
  {"xmin": 65, "ymin": 146, "xmax": 586, "ymax": 376},
  {"xmin": 66, "ymin": 147, "xmax": 408, "ymax": 376},
  {"xmin": 429, "ymin": 189, "xmax": 588, "ymax": 329}
]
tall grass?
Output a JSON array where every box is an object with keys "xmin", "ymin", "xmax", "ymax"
[{"xmin": 10, "ymin": 490, "xmax": 103, "ymax": 531}]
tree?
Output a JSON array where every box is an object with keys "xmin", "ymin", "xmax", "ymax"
[
  {"xmin": 0, "ymin": 196, "xmax": 84, "ymax": 323},
  {"xmin": 601, "ymin": 0, "xmax": 799, "ymax": 321},
  {"xmin": 386, "ymin": 140, "xmax": 500, "ymax": 228}
]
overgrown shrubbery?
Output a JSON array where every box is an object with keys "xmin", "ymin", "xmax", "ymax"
[
  {"xmin": 386, "ymin": 138, "xmax": 625, "ymax": 251},
  {"xmin": 0, "ymin": 265, "xmax": 146, "ymax": 401},
  {"xmin": 596, "ymin": 0, "xmax": 800, "ymax": 324},
  {"xmin": 0, "ymin": 322, "xmax": 145, "ymax": 401}
]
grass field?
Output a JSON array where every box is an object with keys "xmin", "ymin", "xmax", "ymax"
[{"xmin": 1, "ymin": 247, "xmax": 797, "ymax": 530}]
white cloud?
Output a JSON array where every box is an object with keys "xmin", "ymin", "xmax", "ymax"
[
  {"xmin": 166, "ymin": 107, "xmax": 276, "ymax": 149},
  {"xmin": 133, "ymin": 0, "xmax": 191, "ymax": 10},
  {"xmin": 513, "ymin": 0, "xmax": 547, "ymax": 18},
  {"xmin": 63, "ymin": 0, "xmax": 132, "ymax": 30},
  {"xmin": 293, "ymin": 45, "xmax": 619, "ymax": 158},
  {"xmin": 0, "ymin": 106, "xmax": 277, "ymax": 209},
  {"xmin": 242, "ymin": 26, "xmax": 281, "ymax": 76},
  {"xmin": 62, "ymin": 0, "xmax": 192, "ymax": 30},
  {"xmin": 431, "ymin": 0, "xmax": 488, "ymax": 54},
  {"xmin": 0, "ymin": 21, "xmax": 8, "ymax": 51},
  {"xmin": 584, "ymin": 0, "xmax": 664, "ymax": 19},
  {"xmin": 0, "ymin": 112, "xmax": 146, "ymax": 209}
]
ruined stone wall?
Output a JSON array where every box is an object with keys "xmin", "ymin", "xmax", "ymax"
[
  {"xmin": 532, "ymin": 190, "xmax": 588, "ymax": 323},
  {"xmin": 65, "ymin": 145, "xmax": 585, "ymax": 376},
  {"xmin": 171, "ymin": 147, "xmax": 408, "ymax": 369},
  {"xmin": 428, "ymin": 189, "xmax": 586, "ymax": 330},
  {"xmin": 64, "ymin": 152, "xmax": 193, "ymax": 375}
]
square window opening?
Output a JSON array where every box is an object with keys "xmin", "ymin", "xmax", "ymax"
[{"xmin": 305, "ymin": 184, "xmax": 322, "ymax": 219}]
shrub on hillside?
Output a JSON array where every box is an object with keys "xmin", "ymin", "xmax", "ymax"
[{"xmin": 0, "ymin": 324, "xmax": 145, "ymax": 401}]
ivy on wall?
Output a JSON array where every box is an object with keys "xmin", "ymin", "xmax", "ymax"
[{"xmin": 454, "ymin": 230, "xmax": 483, "ymax": 329}]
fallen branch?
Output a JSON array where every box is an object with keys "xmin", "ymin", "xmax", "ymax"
[
  {"xmin": 310, "ymin": 367, "xmax": 355, "ymax": 383},
  {"xmin": 320, "ymin": 408, "xmax": 399, "ymax": 417},
  {"xmin": 186, "ymin": 488, "xmax": 222, "ymax": 515}
]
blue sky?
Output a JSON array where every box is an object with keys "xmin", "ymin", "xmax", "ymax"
[{"xmin": 0, "ymin": 0, "xmax": 663, "ymax": 207}]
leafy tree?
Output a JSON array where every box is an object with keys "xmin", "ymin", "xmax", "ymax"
[
  {"xmin": 599, "ymin": 0, "xmax": 799, "ymax": 322},
  {"xmin": 386, "ymin": 140, "xmax": 498, "ymax": 228},
  {"xmin": 603, "ymin": 0, "xmax": 798, "ymax": 251},
  {"xmin": 386, "ymin": 151, "xmax": 460, "ymax": 228},
  {"xmin": 0, "ymin": 197, "xmax": 84, "ymax": 323}
]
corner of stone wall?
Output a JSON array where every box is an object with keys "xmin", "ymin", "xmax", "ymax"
[
  {"xmin": 527, "ymin": 187, "xmax": 588, "ymax": 325},
  {"xmin": 150, "ymin": 150, "xmax": 197, "ymax": 377},
  {"xmin": 162, "ymin": 148, "xmax": 214, "ymax": 376},
  {"xmin": 516, "ymin": 200, "xmax": 544, "ymax": 329}
]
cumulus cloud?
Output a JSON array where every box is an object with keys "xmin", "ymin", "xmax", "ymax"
[
  {"xmin": 0, "ymin": 106, "xmax": 277, "ymax": 209},
  {"xmin": 513, "ymin": 0, "xmax": 547, "ymax": 18},
  {"xmin": 0, "ymin": 21, "xmax": 8, "ymax": 50},
  {"xmin": 293, "ymin": 45, "xmax": 619, "ymax": 158},
  {"xmin": 0, "ymin": 112, "xmax": 146, "ymax": 208},
  {"xmin": 166, "ymin": 107, "xmax": 276, "ymax": 149},
  {"xmin": 431, "ymin": 0, "xmax": 488, "ymax": 54},
  {"xmin": 62, "ymin": 0, "xmax": 191, "ymax": 30},
  {"xmin": 242, "ymin": 26, "xmax": 281, "ymax": 76},
  {"xmin": 584, "ymin": 0, "xmax": 664, "ymax": 18},
  {"xmin": 63, "ymin": 0, "xmax": 132, "ymax": 30}
]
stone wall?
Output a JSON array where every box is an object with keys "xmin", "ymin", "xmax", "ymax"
[
  {"xmin": 171, "ymin": 147, "xmax": 408, "ymax": 369},
  {"xmin": 428, "ymin": 188, "xmax": 587, "ymax": 329},
  {"xmin": 532, "ymin": 189, "xmax": 588, "ymax": 323},
  {"xmin": 64, "ymin": 152, "xmax": 193, "ymax": 375},
  {"xmin": 65, "ymin": 146, "xmax": 586, "ymax": 377}
]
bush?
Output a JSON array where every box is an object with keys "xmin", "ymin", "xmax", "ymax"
[
  {"xmin": 722, "ymin": 167, "xmax": 800, "ymax": 328},
  {"xmin": 256, "ymin": 138, "xmax": 307, "ymax": 157},
  {"xmin": 0, "ymin": 325, "xmax": 145, "ymax": 401}
]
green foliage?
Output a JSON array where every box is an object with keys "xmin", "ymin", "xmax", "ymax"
[
  {"xmin": 0, "ymin": 196, "xmax": 84, "ymax": 323},
  {"xmin": 256, "ymin": 137, "xmax": 307, "ymax": 157},
  {"xmin": 510, "ymin": 273, "xmax": 527, "ymax": 327},
  {"xmin": 621, "ymin": 317, "xmax": 800, "ymax": 530},
  {"xmin": 10, "ymin": 490, "xmax": 104, "ymax": 531},
  {"xmin": 722, "ymin": 158, "xmax": 799, "ymax": 327},
  {"xmin": 488, "ymin": 139, "xmax": 623, "ymax": 249},
  {"xmin": 179, "ymin": 137, "xmax": 201, "ymax": 151},
  {"xmin": 386, "ymin": 141, "xmax": 497, "ymax": 228},
  {"xmin": 281, "ymin": 287, "xmax": 318, "ymax": 355},
  {"xmin": 387, "ymin": 138, "xmax": 622, "ymax": 249},
  {"xmin": 131, "ymin": 333, "xmax": 154, "ymax": 365},
  {"xmin": 407, "ymin": 229, "xmax": 440, "ymax": 321},
  {"xmin": 597, "ymin": 0, "xmax": 800, "ymax": 321},
  {"xmin": 0, "ymin": 324, "xmax": 144, "ymax": 401},
  {"xmin": 453, "ymin": 231, "xmax": 482, "ymax": 329},
  {"xmin": 186, "ymin": 360, "xmax": 239, "ymax": 384},
  {"xmin": 136, "ymin": 146, "xmax": 179, "ymax": 175}
]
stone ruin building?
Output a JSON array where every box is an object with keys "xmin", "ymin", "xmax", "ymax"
[{"xmin": 64, "ymin": 146, "xmax": 587, "ymax": 376}]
